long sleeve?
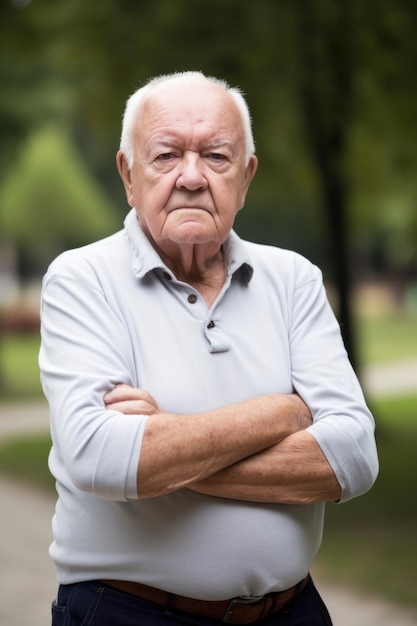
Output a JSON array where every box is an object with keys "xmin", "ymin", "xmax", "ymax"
[
  {"xmin": 39, "ymin": 245, "xmax": 147, "ymax": 501},
  {"xmin": 288, "ymin": 259, "xmax": 378, "ymax": 502}
]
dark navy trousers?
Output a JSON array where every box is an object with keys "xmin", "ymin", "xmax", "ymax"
[{"xmin": 51, "ymin": 576, "xmax": 333, "ymax": 625}]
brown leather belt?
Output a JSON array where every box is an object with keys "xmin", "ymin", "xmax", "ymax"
[{"xmin": 101, "ymin": 576, "xmax": 309, "ymax": 623}]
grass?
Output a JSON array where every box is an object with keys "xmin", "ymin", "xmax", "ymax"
[
  {"xmin": 0, "ymin": 432, "xmax": 53, "ymax": 492},
  {"xmin": 316, "ymin": 394, "xmax": 417, "ymax": 610},
  {"xmin": 0, "ymin": 332, "xmax": 43, "ymax": 400},
  {"xmin": 356, "ymin": 311, "xmax": 417, "ymax": 365}
]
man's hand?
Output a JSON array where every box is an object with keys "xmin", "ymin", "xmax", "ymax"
[
  {"xmin": 104, "ymin": 384, "xmax": 320, "ymax": 500},
  {"xmin": 189, "ymin": 430, "xmax": 342, "ymax": 504},
  {"xmin": 105, "ymin": 384, "xmax": 311, "ymax": 430},
  {"xmin": 104, "ymin": 384, "xmax": 161, "ymax": 415}
]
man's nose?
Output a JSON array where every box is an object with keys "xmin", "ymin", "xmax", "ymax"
[{"xmin": 176, "ymin": 153, "xmax": 208, "ymax": 191}]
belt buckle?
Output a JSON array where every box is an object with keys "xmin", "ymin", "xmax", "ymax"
[{"xmin": 223, "ymin": 594, "xmax": 265, "ymax": 623}]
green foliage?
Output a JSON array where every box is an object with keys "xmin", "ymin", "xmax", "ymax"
[
  {"xmin": 2, "ymin": 0, "xmax": 417, "ymax": 273},
  {"xmin": 380, "ymin": 190, "xmax": 417, "ymax": 267},
  {"xmin": 0, "ymin": 125, "xmax": 119, "ymax": 273},
  {"xmin": 0, "ymin": 0, "xmax": 76, "ymax": 180}
]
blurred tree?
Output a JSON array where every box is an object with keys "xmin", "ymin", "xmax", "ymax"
[
  {"xmin": 0, "ymin": 0, "xmax": 75, "ymax": 181},
  {"xmin": 0, "ymin": 125, "xmax": 119, "ymax": 277},
  {"xmin": 1, "ymin": 0, "xmax": 417, "ymax": 370},
  {"xmin": 293, "ymin": 0, "xmax": 359, "ymax": 367},
  {"xmin": 347, "ymin": 1, "xmax": 417, "ymax": 284}
]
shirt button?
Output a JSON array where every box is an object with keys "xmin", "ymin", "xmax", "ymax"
[
  {"xmin": 207, "ymin": 320, "xmax": 215, "ymax": 329},
  {"xmin": 187, "ymin": 294, "xmax": 197, "ymax": 304},
  {"xmin": 163, "ymin": 272, "xmax": 172, "ymax": 280}
]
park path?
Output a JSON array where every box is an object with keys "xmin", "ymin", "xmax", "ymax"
[{"xmin": 1, "ymin": 359, "xmax": 416, "ymax": 626}]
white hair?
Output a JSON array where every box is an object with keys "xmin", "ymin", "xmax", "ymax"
[{"xmin": 119, "ymin": 71, "xmax": 255, "ymax": 168}]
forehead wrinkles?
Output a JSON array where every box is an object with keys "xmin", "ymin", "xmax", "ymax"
[{"xmin": 137, "ymin": 84, "xmax": 245, "ymax": 153}]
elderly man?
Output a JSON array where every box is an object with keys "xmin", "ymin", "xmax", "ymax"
[{"xmin": 40, "ymin": 71, "xmax": 378, "ymax": 625}]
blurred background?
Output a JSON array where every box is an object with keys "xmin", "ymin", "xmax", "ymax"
[
  {"xmin": 1, "ymin": 0, "xmax": 417, "ymax": 360},
  {"xmin": 0, "ymin": 0, "xmax": 416, "ymax": 621}
]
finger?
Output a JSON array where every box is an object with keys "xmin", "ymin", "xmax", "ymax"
[
  {"xmin": 105, "ymin": 399, "xmax": 160, "ymax": 415},
  {"xmin": 104, "ymin": 386, "xmax": 160, "ymax": 412},
  {"xmin": 104, "ymin": 385, "xmax": 147, "ymax": 403}
]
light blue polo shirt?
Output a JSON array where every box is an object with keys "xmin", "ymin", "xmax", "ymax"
[{"xmin": 39, "ymin": 209, "xmax": 377, "ymax": 599}]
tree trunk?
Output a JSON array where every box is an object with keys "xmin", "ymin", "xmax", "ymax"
[{"xmin": 295, "ymin": 0, "xmax": 359, "ymax": 372}]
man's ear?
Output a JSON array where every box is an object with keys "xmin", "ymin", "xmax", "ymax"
[
  {"xmin": 116, "ymin": 151, "xmax": 134, "ymax": 207},
  {"xmin": 238, "ymin": 155, "xmax": 258, "ymax": 211}
]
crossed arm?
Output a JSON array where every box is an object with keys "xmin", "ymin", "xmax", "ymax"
[{"xmin": 104, "ymin": 385, "xmax": 342, "ymax": 504}]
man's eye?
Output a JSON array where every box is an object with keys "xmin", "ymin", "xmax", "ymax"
[
  {"xmin": 209, "ymin": 153, "xmax": 226, "ymax": 161},
  {"xmin": 157, "ymin": 153, "xmax": 175, "ymax": 161}
]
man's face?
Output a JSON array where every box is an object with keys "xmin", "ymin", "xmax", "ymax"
[{"xmin": 117, "ymin": 78, "xmax": 257, "ymax": 256}]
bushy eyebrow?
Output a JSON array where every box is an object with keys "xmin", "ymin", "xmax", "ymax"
[
  {"xmin": 146, "ymin": 138, "xmax": 177, "ymax": 155},
  {"xmin": 204, "ymin": 141, "xmax": 235, "ymax": 155},
  {"xmin": 146, "ymin": 137, "xmax": 236, "ymax": 156}
]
